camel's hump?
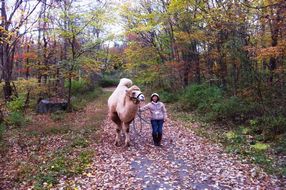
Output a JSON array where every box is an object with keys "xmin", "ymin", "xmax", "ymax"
[{"xmin": 118, "ymin": 78, "xmax": 132, "ymax": 87}]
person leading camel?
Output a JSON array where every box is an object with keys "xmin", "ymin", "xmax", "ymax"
[{"xmin": 139, "ymin": 93, "xmax": 168, "ymax": 146}]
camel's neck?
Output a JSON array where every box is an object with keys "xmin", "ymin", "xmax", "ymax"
[
  {"xmin": 119, "ymin": 96, "xmax": 139, "ymax": 122},
  {"xmin": 123, "ymin": 96, "xmax": 139, "ymax": 111}
]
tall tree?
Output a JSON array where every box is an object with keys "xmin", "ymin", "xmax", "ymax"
[{"xmin": 0, "ymin": 0, "xmax": 41, "ymax": 100}]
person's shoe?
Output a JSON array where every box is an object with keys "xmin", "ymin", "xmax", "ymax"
[
  {"xmin": 157, "ymin": 133, "xmax": 162, "ymax": 146},
  {"xmin": 152, "ymin": 134, "xmax": 158, "ymax": 146}
]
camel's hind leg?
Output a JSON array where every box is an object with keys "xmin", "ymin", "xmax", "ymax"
[
  {"xmin": 123, "ymin": 122, "xmax": 131, "ymax": 147},
  {"xmin": 110, "ymin": 112, "xmax": 122, "ymax": 146}
]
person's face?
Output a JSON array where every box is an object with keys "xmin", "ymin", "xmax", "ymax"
[{"xmin": 152, "ymin": 96, "xmax": 158, "ymax": 102}]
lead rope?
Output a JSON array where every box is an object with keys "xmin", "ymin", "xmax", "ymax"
[
  {"xmin": 132, "ymin": 105, "xmax": 145, "ymax": 137},
  {"xmin": 130, "ymin": 106, "xmax": 141, "ymax": 150},
  {"xmin": 131, "ymin": 105, "xmax": 151, "ymax": 150},
  {"xmin": 138, "ymin": 104, "xmax": 143, "ymax": 134}
]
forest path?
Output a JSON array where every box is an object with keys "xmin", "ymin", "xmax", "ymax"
[{"xmin": 54, "ymin": 88, "xmax": 282, "ymax": 190}]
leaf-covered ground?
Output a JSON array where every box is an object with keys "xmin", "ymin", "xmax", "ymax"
[
  {"xmin": 0, "ymin": 89, "xmax": 285, "ymax": 189},
  {"xmin": 0, "ymin": 91, "xmax": 107, "ymax": 189},
  {"xmin": 56, "ymin": 101, "xmax": 284, "ymax": 189}
]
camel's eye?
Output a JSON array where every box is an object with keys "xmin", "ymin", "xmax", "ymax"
[{"xmin": 132, "ymin": 92, "xmax": 136, "ymax": 96}]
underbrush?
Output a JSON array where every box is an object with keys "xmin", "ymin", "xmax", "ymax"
[
  {"xmin": 65, "ymin": 79, "xmax": 95, "ymax": 95},
  {"xmin": 167, "ymin": 83, "xmax": 285, "ymax": 139},
  {"xmin": 33, "ymin": 148, "xmax": 93, "ymax": 189},
  {"xmin": 0, "ymin": 86, "xmax": 108, "ymax": 189},
  {"xmin": 0, "ymin": 124, "xmax": 5, "ymax": 153},
  {"xmin": 72, "ymin": 87, "xmax": 102, "ymax": 110},
  {"xmin": 168, "ymin": 83, "xmax": 286, "ymax": 177},
  {"xmin": 99, "ymin": 74, "xmax": 119, "ymax": 87}
]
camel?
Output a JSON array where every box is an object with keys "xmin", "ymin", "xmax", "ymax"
[{"xmin": 108, "ymin": 78, "xmax": 145, "ymax": 147}]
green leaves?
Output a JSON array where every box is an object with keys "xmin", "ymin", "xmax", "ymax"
[
  {"xmin": 251, "ymin": 142, "xmax": 270, "ymax": 151},
  {"xmin": 6, "ymin": 95, "xmax": 25, "ymax": 112}
]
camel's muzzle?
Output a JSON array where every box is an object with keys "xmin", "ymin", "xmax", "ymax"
[
  {"xmin": 131, "ymin": 91, "xmax": 145, "ymax": 104},
  {"xmin": 137, "ymin": 93, "xmax": 145, "ymax": 101}
]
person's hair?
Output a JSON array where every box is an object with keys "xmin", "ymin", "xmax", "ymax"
[{"xmin": 151, "ymin": 95, "xmax": 160, "ymax": 102}]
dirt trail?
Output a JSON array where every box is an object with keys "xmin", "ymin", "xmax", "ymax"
[{"xmin": 54, "ymin": 89, "xmax": 283, "ymax": 190}]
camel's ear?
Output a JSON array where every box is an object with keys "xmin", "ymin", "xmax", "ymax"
[{"xmin": 125, "ymin": 89, "xmax": 130, "ymax": 96}]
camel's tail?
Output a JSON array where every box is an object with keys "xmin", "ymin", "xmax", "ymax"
[{"xmin": 118, "ymin": 78, "xmax": 132, "ymax": 87}]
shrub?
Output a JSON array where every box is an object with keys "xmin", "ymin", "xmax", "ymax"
[
  {"xmin": 275, "ymin": 134, "xmax": 286, "ymax": 154},
  {"xmin": 0, "ymin": 123, "xmax": 6, "ymax": 154},
  {"xmin": 251, "ymin": 142, "xmax": 270, "ymax": 152},
  {"xmin": 211, "ymin": 96, "xmax": 241, "ymax": 119},
  {"xmin": 0, "ymin": 124, "xmax": 4, "ymax": 141},
  {"xmin": 256, "ymin": 115, "xmax": 286, "ymax": 139},
  {"xmin": 99, "ymin": 77, "xmax": 118, "ymax": 87},
  {"xmin": 180, "ymin": 84, "xmax": 223, "ymax": 111},
  {"xmin": 10, "ymin": 78, "xmax": 49, "ymax": 101},
  {"xmin": 50, "ymin": 111, "xmax": 65, "ymax": 121},
  {"xmin": 225, "ymin": 130, "xmax": 246, "ymax": 144},
  {"xmin": 158, "ymin": 91, "xmax": 178, "ymax": 103},
  {"xmin": 72, "ymin": 87, "xmax": 102, "ymax": 110},
  {"xmin": 6, "ymin": 79, "xmax": 50, "ymax": 110},
  {"xmin": 209, "ymin": 96, "xmax": 260, "ymax": 122},
  {"xmin": 6, "ymin": 111, "xmax": 26, "ymax": 126},
  {"xmin": 179, "ymin": 84, "xmax": 262, "ymax": 122},
  {"xmin": 65, "ymin": 79, "xmax": 92, "ymax": 94},
  {"xmin": 6, "ymin": 95, "xmax": 25, "ymax": 112}
]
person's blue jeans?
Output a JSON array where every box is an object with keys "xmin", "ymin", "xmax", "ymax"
[{"xmin": 151, "ymin": 119, "xmax": 164, "ymax": 136}]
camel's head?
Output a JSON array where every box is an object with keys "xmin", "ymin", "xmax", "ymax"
[{"xmin": 126, "ymin": 85, "xmax": 145, "ymax": 104}]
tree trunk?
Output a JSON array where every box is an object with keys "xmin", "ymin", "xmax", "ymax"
[
  {"xmin": 233, "ymin": 63, "xmax": 238, "ymax": 96},
  {"xmin": 268, "ymin": 5, "xmax": 281, "ymax": 83},
  {"xmin": 67, "ymin": 76, "xmax": 72, "ymax": 112},
  {"xmin": 217, "ymin": 30, "xmax": 227, "ymax": 90},
  {"xmin": 181, "ymin": 51, "xmax": 191, "ymax": 87},
  {"xmin": 195, "ymin": 59, "xmax": 200, "ymax": 84},
  {"xmin": 2, "ymin": 45, "xmax": 13, "ymax": 100},
  {"xmin": 67, "ymin": 35, "xmax": 76, "ymax": 111},
  {"xmin": 221, "ymin": 58, "xmax": 227, "ymax": 90},
  {"xmin": 26, "ymin": 44, "xmax": 30, "ymax": 79},
  {"xmin": 3, "ymin": 82, "xmax": 12, "ymax": 101},
  {"xmin": 191, "ymin": 42, "xmax": 200, "ymax": 84}
]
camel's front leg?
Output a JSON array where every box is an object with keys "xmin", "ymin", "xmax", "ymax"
[
  {"xmin": 110, "ymin": 112, "xmax": 122, "ymax": 146},
  {"xmin": 115, "ymin": 124, "xmax": 122, "ymax": 146},
  {"xmin": 123, "ymin": 123, "xmax": 131, "ymax": 147}
]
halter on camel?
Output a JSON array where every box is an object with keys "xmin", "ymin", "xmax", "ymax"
[{"xmin": 129, "ymin": 91, "xmax": 145, "ymax": 104}]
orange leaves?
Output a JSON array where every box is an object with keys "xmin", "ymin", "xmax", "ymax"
[
  {"xmin": 22, "ymin": 52, "xmax": 37, "ymax": 60},
  {"xmin": 245, "ymin": 44, "xmax": 285, "ymax": 61},
  {"xmin": 16, "ymin": 68, "xmax": 31, "ymax": 73},
  {"xmin": 208, "ymin": 49, "xmax": 220, "ymax": 60},
  {"xmin": 165, "ymin": 61, "xmax": 184, "ymax": 70},
  {"xmin": 175, "ymin": 30, "xmax": 208, "ymax": 44},
  {"xmin": 256, "ymin": 47, "xmax": 283, "ymax": 60},
  {"xmin": 14, "ymin": 52, "xmax": 38, "ymax": 61}
]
